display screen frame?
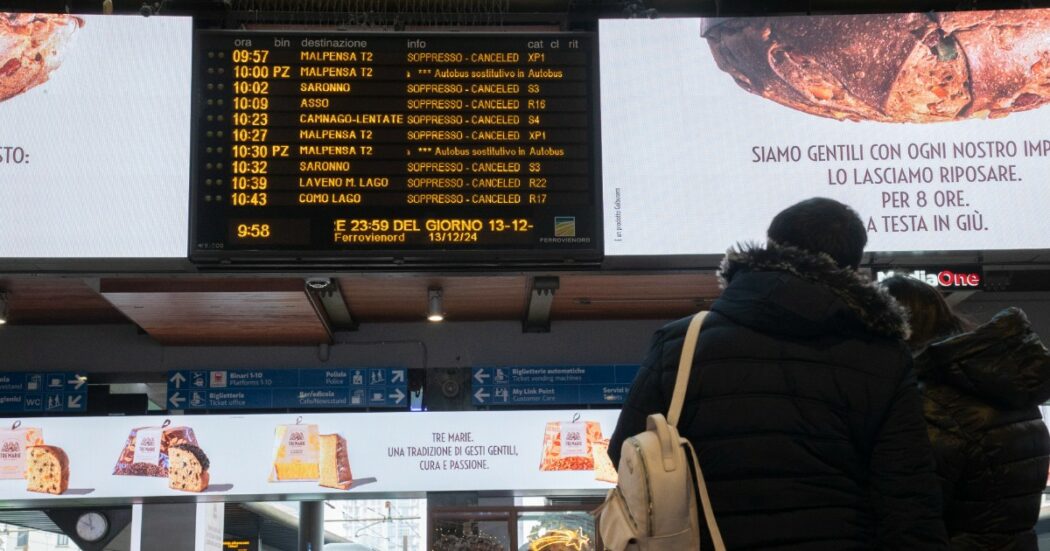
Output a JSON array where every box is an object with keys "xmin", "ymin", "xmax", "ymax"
[
  {"xmin": 188, "ymin": 29, "xmax": 604, "ymax": 268},
  {"xmin": 0, "ymin": 12, "xmax": 194, "ymax": 269},
  {"xmin": 596, "ymin": 14, "xmax": 1050, "ymax": 271},
  {"xmin": 0, "ymin": 409, "xmax": 617, "ymax": 508}
]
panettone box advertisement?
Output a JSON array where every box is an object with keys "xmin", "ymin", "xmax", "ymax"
[
  {"xmin": 112, "ymin": 419, "xmax": 197, "ymax": 477},
  {"xmin": 539, "ymin": 414, "xmax": 619, "ymax": 484},
  {"xmin": 268, "ymin": 417, "xmax": 357, "ymax": 491},
  {"xmin": 0, "ymin": 421, "xmax": 42, "ymax": 479},
  {"xmin": 0, "ymin": 410, "xmax": 621, "ymax": 505},
  {"xmin": 600, "ymin": 10, "xmax": 1050, "ymax": 257}
]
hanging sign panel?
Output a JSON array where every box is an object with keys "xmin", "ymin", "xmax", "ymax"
[
  {"xmin": 471, "ymin": 365, "xmax": 639, "ymax": 406},
  {"xmin": 0, "ymin": 372, "xmax": 88, "ymax": 414},
  {"xmin": 166, "ymin": 368, "xmax": 409, "ymax": 410},
  {"xmin": 0, "ymin": 410, "xmax": 620, "ymax": 507}
]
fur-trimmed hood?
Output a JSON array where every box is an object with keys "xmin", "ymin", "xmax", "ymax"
[{"xmin": 717, "ymin": 241, "xmax": 910, "ymax": 340}]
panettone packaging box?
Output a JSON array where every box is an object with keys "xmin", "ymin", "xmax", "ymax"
[
  {"xmin": 539, "ymin": 415, "xmax": 604, "ymax": 471},
  {"xmin": 113, "ymin": 419, "xmax": 198, "ymax": 477},
  {"xmin": 0, "ymin": 421, "xmax": 43, "ymax": 479},
  {"xmin": 269, "ymin": 419, "xmax": 320, "ymax": 482}
]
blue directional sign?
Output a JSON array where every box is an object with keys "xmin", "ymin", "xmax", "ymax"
[
  {"xmin": 0, "ymin": 372, "xmax": 88, "ymax": 414},
  {"xmin": 166, "ymin": 368, "xmax": 409, "ymax": 410},
  {"xmin": 471, "ymin": 365, "xmax": 639, "ymax": 407}
]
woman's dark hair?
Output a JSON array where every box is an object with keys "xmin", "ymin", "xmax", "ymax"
[{"xmin": 880, "ymin": 275, "xmax": 971, "ymax": 349}]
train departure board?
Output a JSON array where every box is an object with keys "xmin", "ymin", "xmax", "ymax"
[{"xmin": 192, "ymin": 31, "xmax": 600, "ymax": 264}]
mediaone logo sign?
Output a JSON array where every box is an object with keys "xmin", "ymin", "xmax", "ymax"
[{"xmin": 876, "ymin": 269, "xmax": 982, "ymax": 289}]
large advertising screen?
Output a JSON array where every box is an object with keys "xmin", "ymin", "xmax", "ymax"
[
  {"xmin": 0, "ymin": 14, "xmax": 192, "ymax": 259},
  {"xmin": 600, "ymin": 11, "xmax": 1050, "ymax": 257},
  {"xmin": 0, "ymin": 410, "xmax": 619, "ymax": 506}
]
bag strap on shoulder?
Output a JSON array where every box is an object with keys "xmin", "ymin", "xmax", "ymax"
[
  {"xmin": 667, "ymin": 311, "xmax": 708, "ymax": 427},
  {"xmin": 684, "ymin": 440, "xmax": 727, "ymax": 551},
  {"xmin": 668, "ymin": 311, "xmax": 727, "ymax": 551}
]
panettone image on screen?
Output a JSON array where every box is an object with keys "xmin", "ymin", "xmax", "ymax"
[
  {"xmin": 25, "ymin": 445, "xmax": 69, "ymax": 495},
  {"xmin": 592, "ymin": 438, "xmax": 617, "ymax": 484},
  {"xmin": 0, "ymin": 13, "xmax": 82, "ymax": 103},
  {"xmin": 0, "ymin": 421, "xmax": 43, "ymax": 480},
  {"xmin": 113, "ymin": 420, "xmax": 198, "ymax": 478},
  {"xmin": 168, "ymin": 443, "xmax": 210, "ymax": 493},
  {"xmin": 318, "ymin": 434, "xmax": 353, "ymax": 490},
  {"xmin": 269, "ymin": 419, "xmax": 354, "ymax": 490},
  {"xmin": 539, "ymin": 415, "xmax": 605, "ymax": 472},
  {"xmin": 704, "ymin": 10, "xmax": 1050, "ymax": 122}
]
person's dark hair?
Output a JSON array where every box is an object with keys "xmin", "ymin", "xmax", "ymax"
[
  {"xmin": 880, "ymin": 275, "xmax": 971, "ymax": 349},
  {"xmin": 767, "ymin": 197, "xmax": 867, "ymax": 269}
]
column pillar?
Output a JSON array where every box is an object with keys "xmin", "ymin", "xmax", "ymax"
[
  {"xmin": 299, "ymin": 501, "xmax": 324, "ymax": 551},
  {"xmin": 131, "ymin": 503, "xmax": 196, "ymax": 551},
  {"xmin": 130, "ymin": 502, "xmax": 224, "ymax": 551}
]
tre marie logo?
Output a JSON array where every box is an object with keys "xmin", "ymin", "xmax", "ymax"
[
  {"xmin": 0, "ymin": 439, "xmax": 20, "ymax": 460},
  {"xmin": 876, "ymin": 269, "xmax": 981, "ymax": 289},
  {"xmin": 139, "ymin": 436, "xmax": 157, "ymax": 453}
]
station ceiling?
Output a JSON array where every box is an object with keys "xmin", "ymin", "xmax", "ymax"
[
  {"xmin": 0, "ymin": 273, "xmax": 721, "ymax": 344},
  {"xmin": 0, "ymin": 0, "xmax": 1043, "ymax": 23}
]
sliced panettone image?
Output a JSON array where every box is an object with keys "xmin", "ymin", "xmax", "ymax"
[
  {"xmin": 592, "ymin": 438, "xmax": 618, "ymax": 484},
  {"xmin": 25, "ymin": 445, "xmax": 69, "ymax": 495},
  {"xmin": 704, "ymin": 10, "xmax": 1050, "ymax": 122},
  {"xmin": 168, "ymin": 444, "xmax": 209, "ymax": 493},
  {"xmin": 318, "ymin": 434, "xmax": 352, "ymax": 490}
]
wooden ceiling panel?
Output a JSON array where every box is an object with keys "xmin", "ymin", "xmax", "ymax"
[
  {"xmin": 100, "ymin": 278, "xmax": 330, "ymax": 345},
  {"xmin": 0, "ymin": 273, "xmax": 726, "ymax": 341},
  {"xmin": 0, "ymin": 277, "xmax": 127, "ymax": 324},
  {"xmin": 552, "ymin": 273, "xmax": 722, "ymax": 319},
  {"xmin": 338, "ymin": 275, "xmax": 528, "ymax": 322}
]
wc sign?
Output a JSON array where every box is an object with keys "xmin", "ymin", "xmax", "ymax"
[{"xmin": 876, "ymin": 268, "xmax": 982, "ymax": 290}]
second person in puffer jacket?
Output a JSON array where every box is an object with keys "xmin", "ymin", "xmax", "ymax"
[{"xmin": 881, "ymin": 275, "xmax": 1050, "ymax": 551}]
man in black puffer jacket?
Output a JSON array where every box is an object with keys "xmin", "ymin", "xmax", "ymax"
[
  {"xmin": 609, "ymin": 198, "xmax": 948, "ymax": 550},
  {"xmin": 916, "ymin": 307, "xmax": 1050, "ymax": 550}
]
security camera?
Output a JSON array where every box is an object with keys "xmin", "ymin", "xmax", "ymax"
[
  {"xmin": 441, "ymin": 379, "xmax": 461, "ymax": 399},
  {"xmin": 305, "ymin": 278, "xmax": 332, "ymax": 290}
]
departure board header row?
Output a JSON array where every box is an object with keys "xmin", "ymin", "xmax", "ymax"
[{"xmin": 191, "ymin": 31, "xmax": 600, "ymax": 265}]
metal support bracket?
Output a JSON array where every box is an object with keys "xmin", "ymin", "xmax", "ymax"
[
  {"xmin": 523, "ymin": 276, "xmax": 559, "ymax": 333},
  {"xmin": 305, "ymin": 278, "xmax": 358, "ymax": 332}
]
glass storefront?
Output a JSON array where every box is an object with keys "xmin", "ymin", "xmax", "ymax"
[{"xmin": 429, "ymin": 498, "xmax": 600, "ymax": 551}]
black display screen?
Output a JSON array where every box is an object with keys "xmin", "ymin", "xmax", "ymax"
[{"xmin": 191, "ymin": 31, "xmax": 600, "ymax": 264}]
